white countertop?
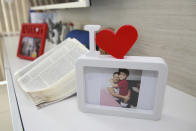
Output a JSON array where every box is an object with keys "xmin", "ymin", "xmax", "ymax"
[{"xmin": 3, "ymin": 36, "xmax": 196, "ymax": 131}]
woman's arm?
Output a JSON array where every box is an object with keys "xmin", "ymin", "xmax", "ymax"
[
  {"xmin": 124, "ymin": 90, "xmax": 131, "ymax": 103},
  {"xmin": 109, "ymin": 79, "xmax": 118, "ymax": 87},
  {"xmin": 111, "ymin": 83, "xmax": 118, "ymax": 88},
  {"xmin": 112, "ymin": 90, "xmax": 131, "ymax": 102}
]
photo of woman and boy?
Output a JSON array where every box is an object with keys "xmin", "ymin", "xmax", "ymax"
[{"xmin": 104, "ymin": 68, "xmax": 141, "ymax": 108}]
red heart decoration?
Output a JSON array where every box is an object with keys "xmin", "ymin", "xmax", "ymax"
[{"xmin": 96, "ymin": 25, "xmax": 138, "ymax": 59}]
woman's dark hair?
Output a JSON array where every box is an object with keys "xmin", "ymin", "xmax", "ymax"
[
  {"xmin": 118, "ymin": 68, "xmax": 129, "ymax": 76},
  {"xmin": 113, "ymin": 72, "xmax": 119, "ymax": 76}
]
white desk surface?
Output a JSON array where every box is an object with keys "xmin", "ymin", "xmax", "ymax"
[{"xmin": 3, "ymin": 36, "xmax": 196, "ymax": 131}]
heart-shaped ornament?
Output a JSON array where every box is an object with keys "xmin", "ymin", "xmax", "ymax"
[{"xmin": 96, "ymin": 25, "xmax": 138, "ymax": 59}]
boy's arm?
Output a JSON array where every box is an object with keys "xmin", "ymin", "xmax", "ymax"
[{"xmin": 127, "ymin": 89, "xmax": 131, "ymax": 97}]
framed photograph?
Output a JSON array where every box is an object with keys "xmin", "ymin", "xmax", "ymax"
[
  {"xmin": 76, "ymin": 55, "xmax": 168, "ymax": 120},
  {"xmin": 17, "ymin": 23, "xmax": 48, "ymax": 60},
  {"xmin": 30, "ymin": 12, "xmax": 63, "ymax": 45}
]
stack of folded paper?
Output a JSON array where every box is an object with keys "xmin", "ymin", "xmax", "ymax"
[{"xmin": 15, "ymin": 38, "xmax": 88, "ymax": 108}]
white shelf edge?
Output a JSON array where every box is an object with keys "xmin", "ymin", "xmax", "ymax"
[
  {"xmin": 5, "ymin": 69, "xmax": 23, "ymax": 131},
  {"xmin": 30, "ymin": 1, "xmax": 90, "ymax": 10},
  {"xmin": 3, "ymin": 42, "xmax": 23, "ymax": 131}
]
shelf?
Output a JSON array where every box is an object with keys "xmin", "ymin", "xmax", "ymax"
[{"xmin": 30, "ymin": 1, "xmax": 90, "ymax": 10}]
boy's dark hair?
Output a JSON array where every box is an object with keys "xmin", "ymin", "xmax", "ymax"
[
  {"xmin": 118, "ymin": 68, "xmax": 129, "ymax": 76},
  {"xmin": 113, "ymin": 72, "xmax": 119, "ymax": 76}
]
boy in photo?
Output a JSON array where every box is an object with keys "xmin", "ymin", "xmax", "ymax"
[{"xmin": 108, "ymin": 69, "xmax": 131, "ymax": 108}]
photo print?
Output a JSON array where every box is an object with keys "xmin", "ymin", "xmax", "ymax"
[
  {"xmin": 21, "ymin": 37, "xmax": 41, "ymax": 58},
  {"xmin": 85, "ymin": 67, "xmax": 142, "ymax": 108},
  {"xmin": 30, "ymin": 12, "xmax": 72, "ymax": 46}
]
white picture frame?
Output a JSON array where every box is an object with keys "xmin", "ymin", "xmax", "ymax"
[{"xmin": 76, "ymin": 25, "xmax": 168, "ymax": 120}]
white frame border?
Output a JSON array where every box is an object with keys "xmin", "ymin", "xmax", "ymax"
[{"xmin": 76, "ymin": 54, "xmax": 168, "ymax": 120}]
